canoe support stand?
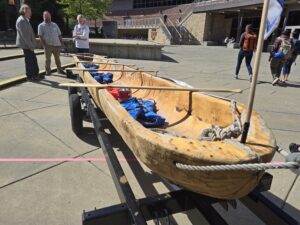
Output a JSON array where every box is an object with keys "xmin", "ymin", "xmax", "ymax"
[{"xmin": 67, "ymin": 71, "xmax": 298, "ymax": 225}]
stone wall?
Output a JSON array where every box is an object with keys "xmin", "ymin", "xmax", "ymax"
[
  {"xmin": 62, "ymin": 38, "xmax": 163, "ymax": 60},
  {"xmin": 181, "ymin": 13, "xmax": 207, "ymax": 45},
  {"xmin": 181, "ymin": 12, "xmax": 232, "ymax": 45},
  {"xmin": 148, "ymin": 28, "xmax": 171, "ymax": 45},
  {"xmin": 118, "ymin": 29, "xmax": 148, "ymax": 40},
  {"xmin": 203, "ymin": 13, "xmax": 232, "ymax": 44}
]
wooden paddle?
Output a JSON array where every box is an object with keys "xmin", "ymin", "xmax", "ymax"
[
  {"xmin": 75, "ymin": 61, "xmax": 136, "ymax": 67},
  {"xmin": 66, "ymin": 68, "xmax": 158, "ymax": 73},
  {"xmin": 70, "ymin": 54, "xmax": 107, "ymax": 59},
  {"xmin": 59, "ymin": 83, "xmax": 243, "ymax": 93}
]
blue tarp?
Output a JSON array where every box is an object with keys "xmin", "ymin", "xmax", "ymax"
[
  {"xmin": 121, "ymin": 98, "xmax": 165, "ymax": 128},
  {"xmin": 82, "ymin": 63, "xmax": 113, "ymax": 84}
]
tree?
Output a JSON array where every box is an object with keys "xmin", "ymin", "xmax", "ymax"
[
  {"xmin": 58, "ymin": 0, "xmax": 111, "ymax": 35},
  {"xmin": 22, "ymin": 0, "xmax": 66, "ymax": 33}
]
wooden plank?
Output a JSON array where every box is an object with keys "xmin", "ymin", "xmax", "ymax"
[
  {"xmin": 59, "ymin": 83, "xmax": 243, "ymax": 93},
  {"xmin": 75, "ymin": 61, "xmax": 136, "ymax": 66},
  {"xmin": 66, "ymin": 68, "xmax": 158, "ymax": 73}
]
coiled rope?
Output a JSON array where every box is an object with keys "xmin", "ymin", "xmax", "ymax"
[
  {"xmin": 175, "ymin": 161, "xmax": 299, "ymax": 172},
  {"xmin": 199, "ymin": 100, "xmax": 242, "ymax": 141}
]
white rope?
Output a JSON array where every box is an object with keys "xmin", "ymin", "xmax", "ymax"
[
  {"xmin": 175, "ymin": 161, "xmax": 299, "ymax": 172},
  {"xmin": 199, "ymin": 100, "xmax": 242, "ymax": 141}
]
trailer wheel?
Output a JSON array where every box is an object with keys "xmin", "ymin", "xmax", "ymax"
[
  {"xmin": 68, "ymin": 86, "xmax": 78, "ymax": 96},
  {"xmin": 69, "ymin": 94, "xmax": 83, "ymax": 135},
  {"xmin": 66, "ymin": 70, "xmax": 75, "ymax": 79}
]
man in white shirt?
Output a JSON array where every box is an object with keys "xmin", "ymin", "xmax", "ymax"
[
  {"xmin": 38, "ymin": 11, "xmax": 65, "ymax": 75},
  {"xmin": 73, "ymin": 14, "xmax": 90, "ymax": 53}
]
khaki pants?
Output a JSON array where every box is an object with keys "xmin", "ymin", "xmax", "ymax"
[{"xmin": 44, "ymin": 45, "xmax": 62, "ymax": 73}]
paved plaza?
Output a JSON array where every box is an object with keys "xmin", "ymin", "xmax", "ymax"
[{"xmin": 0, "ymin": 46, "xmax": 299, "ymax": 224}]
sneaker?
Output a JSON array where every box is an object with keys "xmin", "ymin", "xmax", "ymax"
[
  {"xmin": 58, "ymin": 70, "xmax": 66, "ymax": 75},
  {"xmin": 39, "ymin": 75, "xmax": 45, "ymax": 80},
  {"xmin": 249, "ymin": 75, "xmax": 253, "ymax": 83},
  {"xmin": 26, "ymin": 77, "xmax": 35, "ymax": 82},
  {"xmin": 45, "ymin": 71, "xmax": 51, "ymax": 76},
  {"xmin": 234, "ymin": 75, "xmax": 238, "ymax": 79},
  {"xmin": 32, "ymin": 76, "xmax": 41, "ymax": 81},
  {"xmin": 289, "ymin": 143, "xmax": 300, "ymax": 153},
  {"xmin": 272, "ymin": 77, "xmax": 279, "ymax": 86}
]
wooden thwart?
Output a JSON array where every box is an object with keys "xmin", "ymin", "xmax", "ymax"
[
  {"xmin": 66, "ymin": 68, "xmax": 158, "ymax": 73},
  {"xmin": 70, "ymin": 54, "xmax": 106, "ymax": 59},
  {"xmin": 59, "ymin": 83, "xmax": 243, "ymax": 93},
  {"xmin": 75, "ymin": 61, "xmax": 136, "ymax": 66}
]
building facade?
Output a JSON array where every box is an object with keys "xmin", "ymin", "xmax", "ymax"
[{"xmin": 111, "ymin": 0, "xmax": 193, "ymax": 11}]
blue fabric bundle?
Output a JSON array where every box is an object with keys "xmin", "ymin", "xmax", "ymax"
[
  {"xmin": 82, "ymin": 63, "xmax": 99, "ymax": 69},
  {"xmin": 94, "ymin": 73, "xmax": 113, "ymax": 84},
  {"xmin": 82, "ymin": 63, "xmax": 99, "ymax": 77},
  {"xmin": 81, "ymin": 63, "xmax": 113, "ymax": 84},
  {"xmin": 121, "ymin": 98, "xmax": 165, "ymax": 128}
]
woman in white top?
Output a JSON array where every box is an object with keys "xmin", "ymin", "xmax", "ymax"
[{"xmin": 73, "ymin": 14, "xmax": 89, "ymax": 53}]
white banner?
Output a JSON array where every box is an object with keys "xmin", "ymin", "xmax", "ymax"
[{"xmin": 264, "ymin": 0, "xmax": 284, "ymax": 40}]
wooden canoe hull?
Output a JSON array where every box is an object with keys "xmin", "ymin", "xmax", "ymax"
[{"xmin": 73, "ymin": 56, "xmax": 276, "ymax": 200}]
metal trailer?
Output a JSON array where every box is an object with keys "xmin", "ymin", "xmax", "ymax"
[{"xmin": 66, "ymin": 74, "xmax": 299, "ymax": 225}]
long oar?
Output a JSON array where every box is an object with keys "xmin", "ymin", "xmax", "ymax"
[
  {"xmin": 66, "ymin": 68, "xmax": 158, "ymax": 73},
  {"xmin": 70, "ymin": 53, "xmax": 107, "ymax": 59},
  {"xmin": 75, "ymin": 61, "xmax": 136, "ymax": 67},
  {"xmin": 59, "ymin": 83, "xmax": 243, "ymax": 93},
  {"xmin": 240, "ymin": 0, "xmax": 270, "ymax": 143}
]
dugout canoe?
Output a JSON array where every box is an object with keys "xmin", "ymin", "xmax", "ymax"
[{"xmin": 72, "ymin": 54, "xmax": 276, "ymax": 200}]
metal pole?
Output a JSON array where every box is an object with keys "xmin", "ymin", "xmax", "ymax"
[{"xmin": 240, "ymin": 0, "xmax": 270, "ymax": 144}]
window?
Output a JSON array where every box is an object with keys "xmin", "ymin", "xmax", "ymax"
[
  {"xmin": 287, "ymin": 10, "xmax": 300, "ymax": 26},
  {"xmin": 133, "ymin": 0, "xmax": 194, "ymax": 8}
]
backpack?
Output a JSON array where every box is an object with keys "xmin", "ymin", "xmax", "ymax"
[
  {"xmin": 274, "ymin": 38, "xmax": 293, "ymax": 59},
  {"xmin": 291, "ymin": 39, "xmax": 300, "ymax": 62},
  {"xmin": 243, "ymin": 33, "xmax": 257, "ymax": 51}
]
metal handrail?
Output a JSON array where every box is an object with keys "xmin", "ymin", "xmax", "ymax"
[
  {"xmin": 158, "ymin": 17, "xmax": 172, "ymax": 41},
  {"xmin": 118, "ymin": 17, "xmax": 160, "ymax": 29},
  {"xmin": 117, "ymin": 17, "xmax": 172, "ymax": 41},
  {"xmin": 167, "ymin": 18, "xmax": 182, "ymax": 40},
  {"xmin": 179, "ymin": 0, "xmax": 233, "ymax": 25}
]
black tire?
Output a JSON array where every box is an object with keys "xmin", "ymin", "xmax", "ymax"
[
  {"xmin": 68, "ymin": 86, "xmax": 78, "ymax": 96},
  {"xmin": 69, "ymin": 94, "xmax": 83, "ymax": 135},
  {"xmin": 66, "ymin": 70, "xmax": 73, "ymax": 78}
]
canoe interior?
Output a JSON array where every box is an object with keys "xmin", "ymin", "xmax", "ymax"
[
  {"xmin": 71, "ymin": 55, "xmax": 277, "ymax": 199},
  {"xmin": 77, "ymin": 56, "xmax": 275, "ymax": 146}
]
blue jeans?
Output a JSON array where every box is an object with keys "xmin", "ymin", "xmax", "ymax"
[
  {"xmin": 282, "ymin": 60, "xmax": 293, "ymax": 75},
  {"xmin": 235, "ymin": 49, "xmax": 253, "ymax": 76}
]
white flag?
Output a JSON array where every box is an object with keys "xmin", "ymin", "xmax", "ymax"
[{"xmin": 264, "ymin": 0, "xmax": 284, "ymax": 40}]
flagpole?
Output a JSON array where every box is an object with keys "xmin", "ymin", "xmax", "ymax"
[{"xmin": 240, "ymin": 0, "xmax": 271, "ymax": 144}]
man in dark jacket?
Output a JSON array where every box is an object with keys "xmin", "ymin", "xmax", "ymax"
[
  {"xmin": 269, "ymin": 30, "xmax": 292, "ymax": 85},
  {"xmin": 16, "ymin": 4, "xmax": 41, "ymax": 81}
]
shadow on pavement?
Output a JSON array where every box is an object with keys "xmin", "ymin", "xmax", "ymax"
[
  {"xmin": 78, "ymin": 117, "xmax": 204, "ymax": 225},
  {"xmin": 36, "ymin": 79, "xmax": 68, "ymax": 91},
  {"xmin": 78, "ymin": 127, "xmax": 99, "ymax": 148},
  {"xmin": 76, "ymin": 106, "xmax": 300, "ymax": 224},
  {"xmin": 161, "ymin": 54, "xmax": 178, "ymax": 63},
  {"xmin": 278, "ymin": 81, "xmax": 300, "ymax": 88},
  {"xmin": 262, "ymin": 191, "xmax": 300, "ymax": 223}
]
